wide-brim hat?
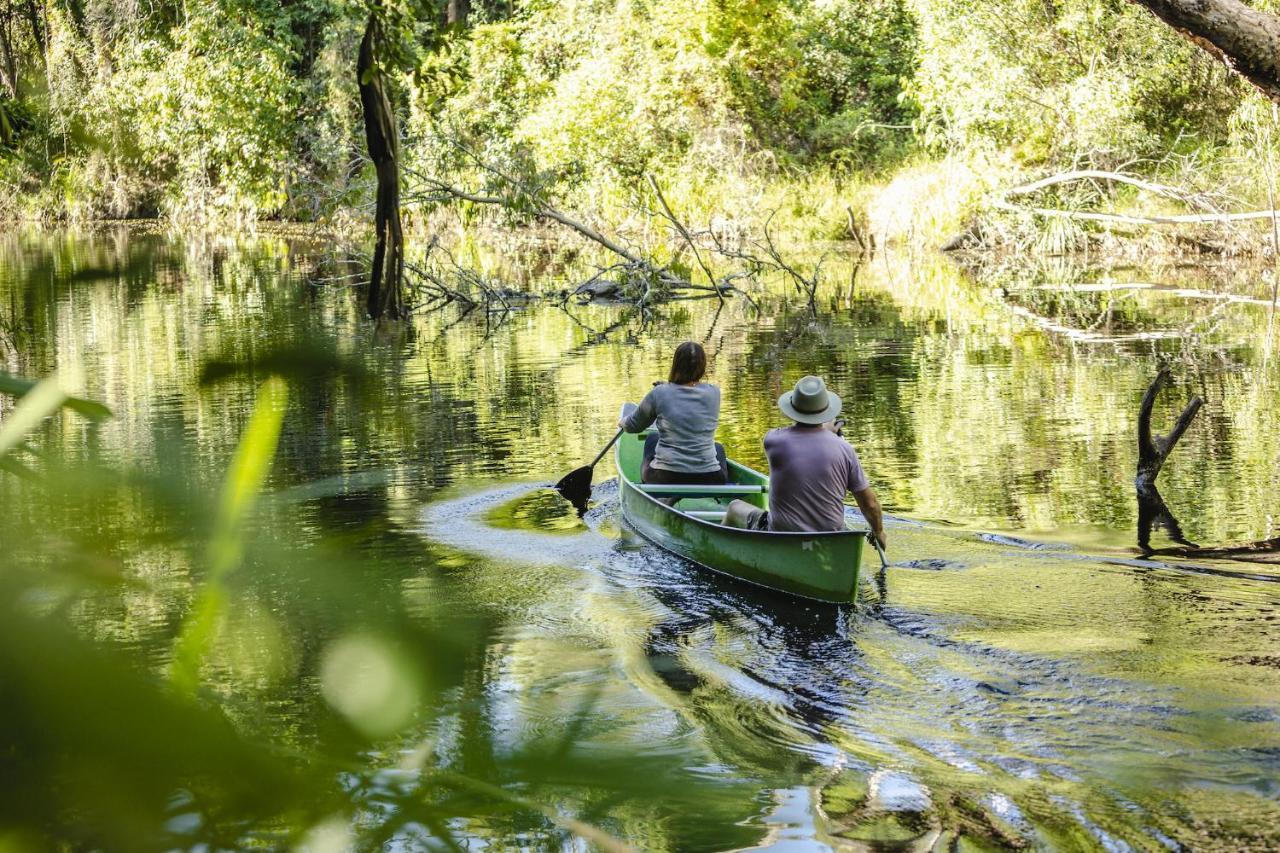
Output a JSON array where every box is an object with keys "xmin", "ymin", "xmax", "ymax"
[{"xmin": 778, "ymin": 375, "xmax": 842, "ymax": 424}]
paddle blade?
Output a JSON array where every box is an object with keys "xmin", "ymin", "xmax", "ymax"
[{"xmin": 554, "ymin": 466, "xmax": 594, "ymax": 516}]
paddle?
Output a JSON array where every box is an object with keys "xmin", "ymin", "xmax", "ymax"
[
  {"xmin": 870, "ymin": 534, "xmax": 888, "ymax": 569},
  {"xmin": 555, "ymin": 427, "xmax": 624, "ymax": 515}
]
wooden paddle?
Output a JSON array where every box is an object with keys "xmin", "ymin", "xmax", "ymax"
[{"xmin": 555, "ymin": 427, "xmax": 624, "ymax": 515}]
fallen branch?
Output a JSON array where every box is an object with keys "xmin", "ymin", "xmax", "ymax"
[
  {"xmin": 408, "ymin": 174, "xmax": 704, "ymax": 299},
  {"xmin": 1123, "ymin": 370, "xmax": 1280, "ymax": 561},
  {"xmin": 1004, "ymin": 169, "xmax": 1220, "ymax": 210},
  {"xmin": 992, "ymin": 198, "xmax": 1280, "ymax": 227},
  {"xmin": 646, "ymin": 174, "xmax": 723, "ymax": 302},
  {"xmin": 845, "ymin": 205, "xmax": 870, "ymax": 255},
  {"xmin": 752, "ymin": 210, "xmax": 828, "ymax": 311}
]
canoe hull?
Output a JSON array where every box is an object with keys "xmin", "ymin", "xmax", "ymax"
[{"xmin": 614, "ymin": 426, "xmax": 866, "ymax": 604}]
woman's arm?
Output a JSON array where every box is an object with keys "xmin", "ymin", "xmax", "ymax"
[{"xmin": 619, "ymin": 389, "xmax": 658, "ymax": 432}]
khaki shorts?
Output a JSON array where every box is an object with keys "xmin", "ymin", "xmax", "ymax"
[{"xmin": 737, "ymin": 505, "xmax": 769, "ymax": 531}]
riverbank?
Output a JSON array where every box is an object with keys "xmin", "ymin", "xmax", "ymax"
[{"xmin": 9, "ymin": 149, "xmax": 1280, "ymax": 270}]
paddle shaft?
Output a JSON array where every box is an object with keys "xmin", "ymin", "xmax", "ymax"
[
  {"xmin": 590, "ymin": 428, "xmax": 625, "ymax": 469},
  {"xmin": 871, "ymin": 535, "xmax": 888, "ymax": 569}
]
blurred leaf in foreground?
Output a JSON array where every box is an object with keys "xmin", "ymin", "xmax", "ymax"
[
  {"xmin": 171, "ymin": 375, "xmax": 289, "ymax": 694},
  {"xmin": 0, "ymin": 371, "xmax": 112, "ymax": 422},
  {"xmin": 0, "ymin": 592, "xmax": 330, "ymax": 849}
]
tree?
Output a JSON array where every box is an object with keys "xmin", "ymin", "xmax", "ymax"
[
  {"xmin": 1127, "ymin": 0, "xmax": 1280, "ymax": 103},
  {"xmin": 358, "ymin": 9, "xmax": 406, "ymax": 321},
  {"xmin": 0, "ymin": 3, "xmax": 18, "ymax": 99},
  {"xmin": 445, "ymin": 0, "xmax": 468, "ymax": 27}
]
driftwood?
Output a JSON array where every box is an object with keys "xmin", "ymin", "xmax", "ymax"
[
  {"xmin": 991, "ymin": 170, "xmax": 1280, "ymax": 252},
  {"xmin": 992, "ymin": 198, "xmax": 1280, "ymax": 227}
]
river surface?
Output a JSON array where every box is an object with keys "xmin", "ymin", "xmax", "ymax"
[{"xmin": 2, "ymin": 227, "xmax": 1279, "ymax": 850}]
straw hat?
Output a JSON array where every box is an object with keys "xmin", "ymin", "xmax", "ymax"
[{"xmin": 777, "ymin": 375, "xmax": 842, "ymax": 424}]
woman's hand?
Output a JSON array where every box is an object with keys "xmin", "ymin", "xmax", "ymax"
[{"xmin": 617, "ymin": 417, "xmax": 628, "ymax": 431}]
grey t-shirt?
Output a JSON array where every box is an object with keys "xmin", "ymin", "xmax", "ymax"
[
  {"xmin": 623, "ymin": 382, "xmax": 722, "ymax": 473},
  {"xmin": 764, "ymin": 425, "xmax": 870, "ymax": 532}
]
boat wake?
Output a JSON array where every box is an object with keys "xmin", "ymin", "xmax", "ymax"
[{"xmin": 417, "ymin": 478, "xmax": 1280, "ymax": 850}]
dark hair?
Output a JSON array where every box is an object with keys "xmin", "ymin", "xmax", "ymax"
[{"xmin": 668, "ymin": 341, "xmax": 707, "ymax": 384}]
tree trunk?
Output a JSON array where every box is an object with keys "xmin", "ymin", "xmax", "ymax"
[
  {"xmin": 357, "ymin": 13, "xmax": 405, "ymax": 321},
  {"xmin": 23, "ymin": 0, "xmax": 44, "ymax": 59},
  {"xmin": 446, "ymin": 0, "xmax": 469, "ymax": 27},
  {"xmin": 0, "ymin": 9, "xmax": 17, "ymax": 99},
  {"xmin": 1127, "ymin": 0, "xmax": 1280, "ymax": 103},
  {"xmin": 1135, "ymin": 369, "xmax": 1202, "ymax": 552}
]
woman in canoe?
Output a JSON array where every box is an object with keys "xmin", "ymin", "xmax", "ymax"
[{"xmin": 618, "ymin": 341, "xmax": 728, "ymax": 485}]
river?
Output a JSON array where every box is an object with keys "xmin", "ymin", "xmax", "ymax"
[{"xmin": 2, "ymin": 226, "xmax": 1278, "ymax": 850}]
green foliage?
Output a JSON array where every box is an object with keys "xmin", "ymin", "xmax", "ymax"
[
  {"xmin": 908, "ymin": 0, "xmax": 1242, "ymax": 164},
  {"xmin": 124, "ymin": 6, "xmax": 302, "ymax": 219},
  {"xmin": 0, "ymin": 0, "xmax": 348, "ymax": 220},
  {"xmin": 706, "ymin": 0, "xmax": 918, "ymax": 167},
  {"xmin": 0, "ymin": 0, "xmax": 1274, "ymax": 225}
]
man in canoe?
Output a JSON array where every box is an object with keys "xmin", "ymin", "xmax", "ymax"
[{"xmin": 725, "ymin": 375, "xmax": 886, "ymax": 548}]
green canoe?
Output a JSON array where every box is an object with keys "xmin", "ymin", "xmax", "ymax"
[{"xmin": 614, "ymin": 412, "xmax": 868, "ymax": 605}]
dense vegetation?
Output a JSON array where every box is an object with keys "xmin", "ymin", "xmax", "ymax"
[{"xmin": 0, "ymin": 0, "xmax": 1274, "ymax": 243}]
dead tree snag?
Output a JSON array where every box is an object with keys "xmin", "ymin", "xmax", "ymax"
[
  {"xmin": 1137, "ymin": 368, "xmax": 1203, "ymax": 485},
  {"xmin": 358, "ymin": 13, "xmax": 406, "ymax": 321}
]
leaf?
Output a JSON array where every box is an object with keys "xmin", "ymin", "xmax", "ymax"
[
  {"xmin": 0, "ymin": 373, "xmax": 113, "ymax": 421},
  {"xmin": 0, "ymin": 374, "xmax": 71, "ymax": 459},
  {"xmin": 170, "ymin": 375, "xmax": 289, "ymax": 694}
]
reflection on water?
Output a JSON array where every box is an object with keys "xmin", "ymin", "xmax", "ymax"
[{"xmin": 3, "ymin": 226, "xmax": 1279, "ymax": 849}]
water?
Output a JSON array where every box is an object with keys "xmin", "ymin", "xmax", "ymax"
[{"xmin": 2, "ymin": 226, "xmax": 1278, "ymax": 849}]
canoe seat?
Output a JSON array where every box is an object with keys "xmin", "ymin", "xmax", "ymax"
[{"xmin": 635, "ymin": 484, "xmax": 766, "ymax": 496}]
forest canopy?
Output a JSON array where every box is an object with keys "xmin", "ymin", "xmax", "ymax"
[{"xmin": 0, "ymin": 0, "xmax": 1268, "ymax": 228}]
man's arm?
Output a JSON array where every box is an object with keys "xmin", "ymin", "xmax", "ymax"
[{"xmin": 852, "ymin": 486, "xmax": 886, "ymax": 550}]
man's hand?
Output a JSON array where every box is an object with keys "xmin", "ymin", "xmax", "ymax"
[
  {"xmin": 824, "ymin": 418, "xmax": 846, "ymax": 436},
  {"xmin": 871, "ymin": 528, "xmax": 887, "ymax": 550},
  {"xmin": 617, "ymin": 417, "xmax": 628, "ymax": 430}
]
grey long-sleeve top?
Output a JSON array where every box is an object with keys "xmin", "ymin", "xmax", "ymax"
[{"xmin": 622, "ymin": 382, "xmax": 722, "ymax": 473}]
